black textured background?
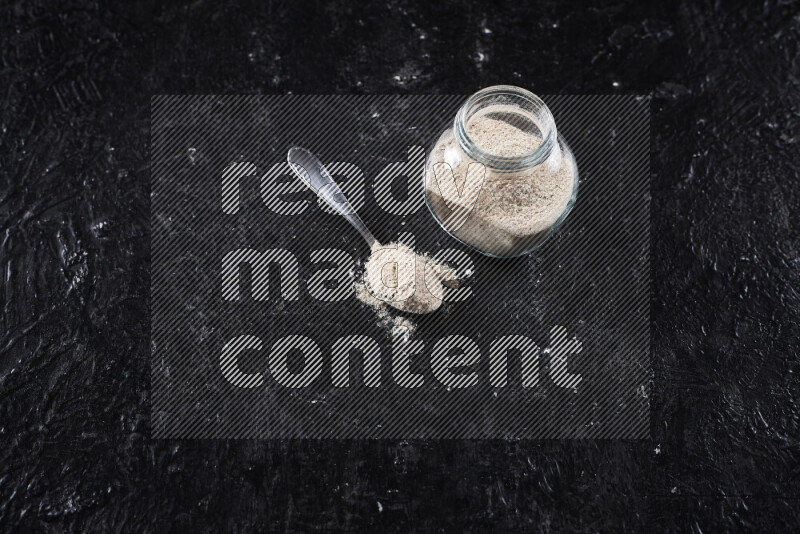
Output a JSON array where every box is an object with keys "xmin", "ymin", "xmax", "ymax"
[
  {"xmin": 151, "ymin": 95, "xmax": 649, "ymax": 439},
  {"xmin": 1, "ymin": 0, "xmax": 799, "ymax": 531}
]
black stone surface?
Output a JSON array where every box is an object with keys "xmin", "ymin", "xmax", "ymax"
[
  {"xmin": 1, "ymin": 0, "xmax": 799, "ymax": 531},
  {"xmin": 151, "ymin": 95, "xmax": 649, "ymax": 439}
]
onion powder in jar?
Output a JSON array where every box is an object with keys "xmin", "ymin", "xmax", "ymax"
[{"xmin": 424, "ymin": 85, "xmax": 579, "ymax": 257}]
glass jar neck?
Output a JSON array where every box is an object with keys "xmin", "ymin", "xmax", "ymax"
[{"xmin": 453, "ymin": 85, "xmax": 557, "ymax": 172}]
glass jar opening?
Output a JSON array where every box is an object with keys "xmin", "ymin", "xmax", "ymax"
[{"xmin": 454, "ymin": 85, "xmax": 557, "ymax": 171}]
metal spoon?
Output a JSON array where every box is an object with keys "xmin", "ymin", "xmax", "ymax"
[
  {"xmin": 287, "ymin": 147, "xmax": 454, "ymax": 312},
  {"xmin": 287, "ymin": 147, "xmax": 378, "ymax": 249}
]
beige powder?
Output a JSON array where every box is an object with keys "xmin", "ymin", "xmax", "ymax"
[
  {"xmin": 425, "ymin": 116, "xmax": 575, "ymax": 256},
  {"xmin": 359, "ymin": 242, "xmax": 451, "ymax": 314},
  {"xmin": 353, "ymin": 242, "xmax": 459, "ymax": 341},
  {"xmin": 353, "ymin": 243, "xmax": 460, "ymax": 343},
  {"xmin": 353, "ymin": 279, "xmax": 417, "ymax": 343}
]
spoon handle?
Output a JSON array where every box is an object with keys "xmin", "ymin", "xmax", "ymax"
[{"xmin": 287, "ymin": 147, "xmax": 378, "ymax": 249}]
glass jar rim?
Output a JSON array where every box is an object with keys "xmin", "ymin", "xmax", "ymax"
[{"xmin": 454, "ymin": 85, "xmax": 557, "ymax": 171}]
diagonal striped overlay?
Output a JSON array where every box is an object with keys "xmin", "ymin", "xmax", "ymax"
[{"xmin": 151, "ymin": 95, "xmax": 650, "ymax": 438}]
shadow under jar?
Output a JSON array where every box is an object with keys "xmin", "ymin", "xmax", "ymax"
[{"xmin": 424, "ymin": 86, "xmax": 579, "ymax": 258}]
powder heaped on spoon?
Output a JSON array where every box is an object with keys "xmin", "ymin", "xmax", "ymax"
[{"xmin": 361, "ymin": 242, "xmax": 445, "ymax": 314}]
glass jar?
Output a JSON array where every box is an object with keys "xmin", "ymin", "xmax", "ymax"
[{"xmin": 424, "ymin": 86, "xmax": 579, "ymax": 258}]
